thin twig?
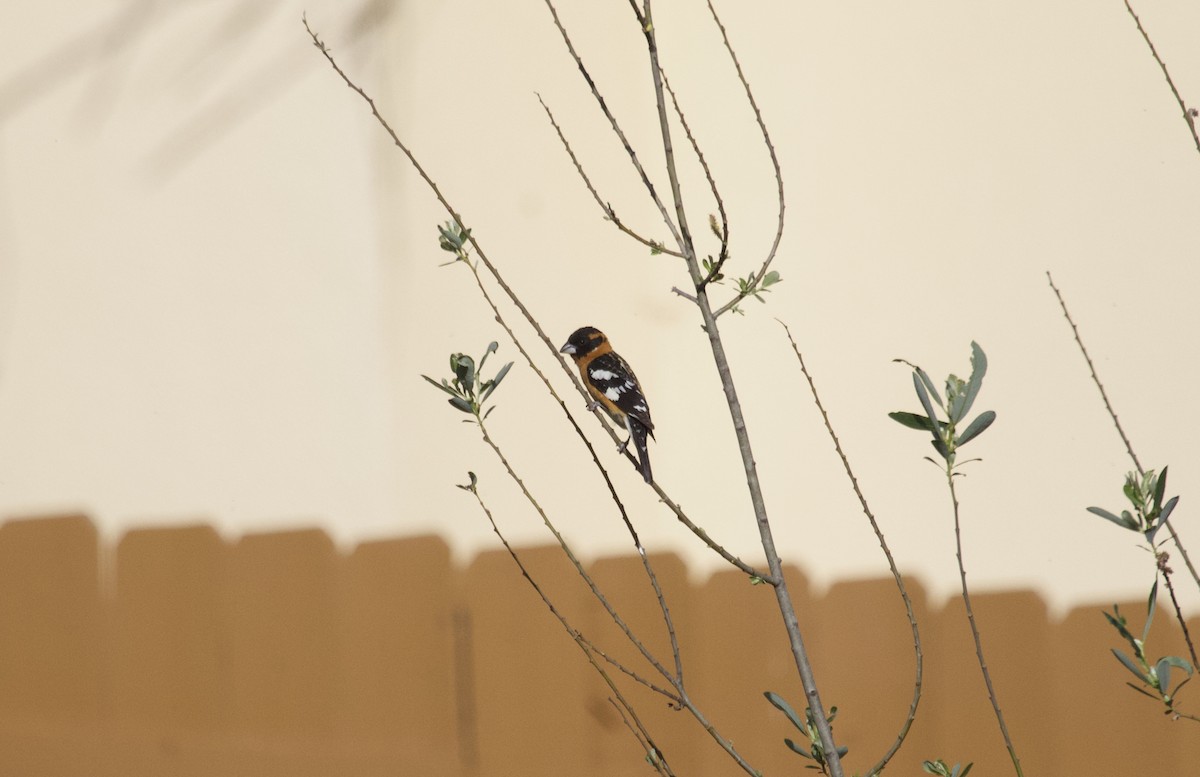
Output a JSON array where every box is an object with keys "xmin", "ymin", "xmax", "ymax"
[
  {"xmin": 657, "ymin": 69, "xmax": 729, "ymax": 285},
  {"xmin": 1158, "ymin": 553, "xmax": 1199, "ymax": 669},
  {"xmin": 705, "ymin": 0, "xmax": 786, "ymax": 319},
  {"xmin": 1046, "ymin": 271, "xmax": 1200, "ymax": 589},
  {"xmin": 779, "ymin": 322, "xmax": 922, "ymax": 775},
  {"xmin": 536, "ymin": 93, "xmax": 683, "ymax": 258},
  {"xmin": 470, "ymin": 484, "xmax": 682, "ymax": 704},
  {"xmin": 541, "ymin": 0, "xmax": 683, "ymax": 249},
  {"xmin": 948, "ymin": 474, "xmax": 1024, "ymax": 777},
  {"xmin": 1123, "ymin": 0, "xmax": 1200, "ymax": 158},
  {"xmin": 478, "ymin": 418, "xmax": 676, "ymax": 683},
  {"xmin": 607, "ymin": 698, "xmax": 674, "ymax": 776}
]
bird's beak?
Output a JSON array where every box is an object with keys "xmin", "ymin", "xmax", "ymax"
[{"xmin": 559, "ymin": 343, "xmax": 575, "ymax": 354}]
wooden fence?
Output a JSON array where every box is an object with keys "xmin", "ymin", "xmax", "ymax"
[{"xmin": 0, "ymin": 514, "xmax": 1196, "ymax": 776}]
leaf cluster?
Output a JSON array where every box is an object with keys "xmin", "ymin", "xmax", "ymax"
[
  {"xmin": 1087, "ymin": 467, "xmax": 1179, "ymax": 544},
  {"xmin": 889, "ymin": 342, "xmax": 996, "ymax": 468},
  {"xmin": 421, "ymin": 341, "xmax": 514, "ymax": 422},
  {"xmin": 922, "ymin": 759, "xmax": 973, "ymax": 777},
  {"xmin": 764, "ymin": 691, "xmax": 847, "ymax": 772},
  {"xmin": 437, "ymin": 218, "xmax": 474, "ymax": 266},
  {"xmin": 1103, "ymin": 581, "xmax": 1194, "ymax": 715}
]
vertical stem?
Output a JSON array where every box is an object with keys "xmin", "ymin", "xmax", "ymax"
[
  {"xmin": 947, "ymin": 472, "xmax": 1024, "ymax": 777},
  {"xmin": 637, "ymin": 4, "xmax": 842, "ymax": 771}
]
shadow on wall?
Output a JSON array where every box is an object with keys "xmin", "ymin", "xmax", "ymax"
[{"xmin": 0, "ymin": 513, "xmax": 1195, "ymax": 776}]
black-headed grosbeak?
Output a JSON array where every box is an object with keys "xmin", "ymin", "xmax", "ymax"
[{"xmin": 560, "ymin": 326, "xmax": 655, "ymax": 483}]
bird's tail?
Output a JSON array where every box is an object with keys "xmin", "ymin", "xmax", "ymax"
[{"xmin": 630, "ymin": 419, "xmax": 652, "ymax": 483}]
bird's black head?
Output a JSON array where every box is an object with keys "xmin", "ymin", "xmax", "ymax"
[{"xmin": 560, "ymin": 326, "xmax": 606, "ymax": 356}]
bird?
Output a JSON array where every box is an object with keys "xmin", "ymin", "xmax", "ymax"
[{"xmin": 560, "ymin": 326, "xmax": 655, "ymax": 483}]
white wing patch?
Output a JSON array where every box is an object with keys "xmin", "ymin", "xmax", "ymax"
[
  {"xmin": 590, "ymin": 368, "xmax": 619, "ymax": 380},
  {"xmin": 604, "ymin": 386, "xmax": 623, "ymax": 401}
]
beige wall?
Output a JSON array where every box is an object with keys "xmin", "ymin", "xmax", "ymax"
[{"xmin": 1, "ymin": 0, "xmax": 1198, "ymax": 651}]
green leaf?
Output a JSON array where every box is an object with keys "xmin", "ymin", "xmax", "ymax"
[
  {"xmin": 782, "ymin": 739, "xmax": 812, "ymax": 758},
  {"xmin": 1144, "ymin": 579, "xmax": 1158, "ymax": 641},
  {"xmin": 1155, "ymin": 657, "xmax": 1173, "ymax": 693},
  {"xmin": 1103, "ymin": 606, "xmax": 1137, "ymax": 645},
  {"xmin": 913, "ymin": 366, "xmax": 944, "ymax": 409},
  {"xmin": 913, "ymin": 373, "xmax": 941, "ymax": 436},
  {"xmin": 763, "ymin": 691, "xmax": 805, "ymax": 731},
  {"xmin": 958, "ymin": 342, "xmax": 987, "ymax": 419},
  {"xmin": 1159, "ymin": 495, "xmax": 1179, "ymax": 525},
  {"xmin": 454, "ymin": 355, "xmax": 476, "ymax": 391},
  {"xmin": 422, "ymin": 374, "xmax": 462, "ymax": 398},
  {"xmin": 483, "ymin": 361, "xmax": 513, "ymax": 400},
  {"xmin": 1123, "ymin": 472, "xmax": 1140, "ymax": 505},
  {"xmin": 1153, "ymin": 465, "xmax": 1169, "ymax": 510},
  {"xmin": 1160, "ymin": 655, "xmax": 1194, "ymax": 676},
  {"xmin": 959, "ymin": 763, "xmax": 974, "ymax": 777},
  {"xmin": 448, "ymin": 396, "xmax": 474, "ymax": 414},
  {"xmin": 890, "ymin": 411, "xmax": 935, "ymax": 431},
  {"xmin": 956, "ymin": 410, "xmax": 996, "ymax": 447},
  {"xmin": 762, "ymin": 270, "xmax": 781, "ymax": 287},
  {"xmin": 931, "ymin": 436, "xmax": 951, "ymax": 461},
  {"xmin": 1087, "ymin": 506, "xmax": 1138, "ymax": 531},
  {"xmin": 478, "ymin": 341, "xmax": 499, "ymax": 371},
  {"xmin": 1112, "ymin": 649, "xmax": 1148, "ymax": 682}
]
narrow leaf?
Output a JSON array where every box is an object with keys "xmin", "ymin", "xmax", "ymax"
[
  {"xmin": 478, "ymin": 341, "xmax": 498, "ymax": 372},
  {"xmin": 959, "ymin": 341, "xmax": 987, "ymax": 420},
  {"xmin": 956, "ymin": 410, "xmax": 996, "ymax": 447},
  {"xmin": 448, "ymin": 396, "xmax": 474, "ymax": 414},
  {"xmin": 1142, "ymin": 579, "xmax": 1158, "ymax": 645},
  {"xmin": 914, "ymin": 366, "xmax": 944, "ymax": 409},
  {"xmin": 481, "ymin": 361, "xmax": 514, "ymax": 401},
  {"xmin": 763, "ymin": 691, "xmax": 806, "ymax": 731},
  {"xmin": 782, "ymin": 738, "xmax": 812, "ymax": 758},
  {"xmin": 1087, "ymin": 506, "xmax": 1138, "ymax": 531},
  {"xmin": 422, "ymin": 374, "xmax": 462, "ymax": 398},
  {"xmin": 1158, "ymin": 495, "xmax": 1179, "ymax": 525},
  {"xmin": 1112, "ymin": 649, "xmax": 1148, "ymax": 682},
  {"xmin": 1153, "ymin": 465, "xmax": 1168, "ymax": 510},
  {"xmin": 890, "ymin": 411, "xmax": 935, "ymax": 431},
  {"xmin": 913, "ymin": 372, "xmax": 942, "ymax": 427}
]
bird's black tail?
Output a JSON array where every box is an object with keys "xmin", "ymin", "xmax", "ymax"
[{"xmin": 631, "ymin": 419, "xmax": 652, "ymax": 483}]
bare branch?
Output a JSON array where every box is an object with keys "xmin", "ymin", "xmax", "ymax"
[
  {"xmin": 707, "ymin": 0, "xmax": 786, "ymax": 318},
  {"xmin": 1047, "ymin": 271, "xmax": 1199, "ymax": 589},
  {"xmin": 536, "ymin": 93, "xmax": 683, "ymax": 257},
  {"xmin": 947, "ymin": 474, "xmax": 1025, "ymax": 777},
  {"xmin": 542, "ymin": 0, "xmax": 684, "ymax": 249},
  {"xmin": 608, "ymin": 698, "xmax": 674, "ymax": 776},
  {"xmin": 656, "ymin": 69, "xmax": 730, "ymax": 285},
  {"xmin": 469, "ymin": 484, "xmax": 681, "ymax": 703},
  {"xmin": 779, "ymin": 322, "xmax": 922, "ymax": 775},
  {"xmin": 1123, "ymin": 1, "xmax": 1200, "ymax": 159}
]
